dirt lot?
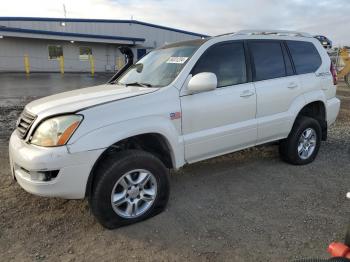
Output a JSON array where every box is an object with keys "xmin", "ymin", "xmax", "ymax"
[{"xmin": 0, "ymin": 79, "xmax": 349, "ymax": 262}]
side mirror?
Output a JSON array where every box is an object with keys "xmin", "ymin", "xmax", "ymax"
[{"xmin": 187, "ymin": 72, "xmax": 217, "ymax": 93}]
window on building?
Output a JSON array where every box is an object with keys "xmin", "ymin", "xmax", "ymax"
[
  {"xmin": 286, "ymin": 41, "xmax": 321, "ymax": 74},
  {"xmin": 249, "ymin": 41, "xmax": 286, "ymax": 81},
  {"xmin": 79, "ymin": 47, "xmax": 92, "ymax": 60},
  {"xmin": 192, "ymin": 42, "xmax": 247, "ymax": 88},
  {"xmin": 48, "ymin": 45, "xmax": 63, "ymax": 60}
]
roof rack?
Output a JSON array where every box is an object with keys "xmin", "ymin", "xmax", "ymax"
[
  {"xmin": 215, "ymin": 32, "xmax": 236, "ymax": 37},
  {"xmin": 235, "ymin": 30, "xmax": 312, "ymax": 37}
]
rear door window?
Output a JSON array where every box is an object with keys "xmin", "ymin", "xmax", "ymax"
[
  {"xmin": 286, "ymin": 41, "xmax": 321, "ymax": 74},
  {"xmin": 192, "ymin": 42, "xmax": 247, "ymax": 88},
  {"xmin": 249, "ymin": 41, "xmax": 286, "ymax": 81}
]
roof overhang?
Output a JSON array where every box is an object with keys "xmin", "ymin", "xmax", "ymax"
[{"xmin": 0, "ymin": 26, "xmax": 145, "ymax": 45}]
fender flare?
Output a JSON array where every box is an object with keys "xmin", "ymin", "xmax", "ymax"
[
  {"xmin": 288, "ymin": 90, "xmax": 327, "ymax": 138},
  {"xmin": 67, "ymin": 116, "xmax": 185, "ymax": 169}
]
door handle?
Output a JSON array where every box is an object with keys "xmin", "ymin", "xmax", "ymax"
[
  {"xmin": 287, "ymin": 82, "xmax": 298, "ymax": 89},
  {"xmin": 240, "ymin": 90, "xmax": 255, "ymax": 97}
]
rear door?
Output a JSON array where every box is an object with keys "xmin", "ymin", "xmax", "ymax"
[{"xmin": 248, "ymin": 40, "xmax": 302, "ymax": 143}]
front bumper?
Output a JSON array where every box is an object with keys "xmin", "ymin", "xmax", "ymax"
[{"xmin": 9, "ymin": 131, "xmax": 104, "ymax": 199}]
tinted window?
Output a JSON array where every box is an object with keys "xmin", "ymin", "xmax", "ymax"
[
  {"xmin": 250, "ymin": 41, "xmax": 286, "ymax": 81},
  {"xmin": 192, "ymin": 42, "xmax": 247, "ymax": 87},
  {"xmin": 287, "ymin": 41, "xmax": 321, "ymax": 74}
]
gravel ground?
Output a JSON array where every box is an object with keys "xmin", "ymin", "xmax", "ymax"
[{"xmin": 0, "ymin": 82, "xmax": 349, "ymax": 262}]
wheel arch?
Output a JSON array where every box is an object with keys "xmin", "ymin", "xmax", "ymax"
[
  {"xmin": 293, "ymin": 100, "xmax": 327, "ymax": 140},
  {"xmin": 85, "ymin": 132, "xmax": 176, "ymax": 198}
]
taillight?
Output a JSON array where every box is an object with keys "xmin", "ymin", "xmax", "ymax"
[{"xmin": 330, "ymin": 62, "xmax": 337, "ymax": 85}]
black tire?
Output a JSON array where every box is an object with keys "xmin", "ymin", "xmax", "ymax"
[
  {"xmin": 279, "ymin": 116, "xmax": 322, "ymax": 165},
  {"xmin": 90, "ymin": 150, "xmax": 170, "ymax": 229}
]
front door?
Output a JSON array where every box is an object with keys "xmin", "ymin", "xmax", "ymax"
[{"xmin": 180, "ymin": 41, "xmax": 257, "ymax": 163}]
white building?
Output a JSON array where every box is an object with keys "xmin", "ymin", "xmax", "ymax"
[{"xmin": 0, "ymin": 17, "xmax": 207, "ymax": 72}]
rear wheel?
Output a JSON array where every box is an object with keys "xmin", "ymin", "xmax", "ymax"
[
  {"xmin": 90, "ymin": 150, "xmax": 170, "ymax": 229},
  {"xmin": 279, "ymin": 116, "xmax": 321, "ymax": 165}
]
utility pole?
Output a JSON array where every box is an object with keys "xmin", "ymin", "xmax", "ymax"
[{"xmin": 63, "ymin": 4, "xmax": 67, "ymax": 18}]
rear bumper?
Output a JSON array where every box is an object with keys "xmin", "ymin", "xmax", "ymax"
[
  {"xmin": 326, "ymin": 97, "xmax": 341, "ymax": 126},
  {"xmin": 9, "ymin": 131, "xmax": 104, "ymax": 199}
]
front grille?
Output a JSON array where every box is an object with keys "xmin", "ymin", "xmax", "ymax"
[{"xmin": 16, "ymin": 109, "xmax": 37, "ymax": 139}]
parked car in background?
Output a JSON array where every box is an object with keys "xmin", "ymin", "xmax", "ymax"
[
  {"xmin": 9, "ymin": 30, "xmax": 340, "ymax": 229},
  {"xmin": 314, "ymin": 35, "xmax": 333, "ymax": 49}
]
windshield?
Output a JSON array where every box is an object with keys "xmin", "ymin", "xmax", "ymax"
[{"xmin": 116, "ymin": 43, "xmax": 202, "ymax": 87}]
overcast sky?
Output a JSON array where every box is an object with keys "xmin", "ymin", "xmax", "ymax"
[{"xmin": 1, "ymin": 0, "xmax": 349, "ymax": 45}]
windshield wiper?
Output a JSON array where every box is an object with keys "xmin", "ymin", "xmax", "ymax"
[{"xmin": 124, "ymin": 82, "xmax": 153, "ymax": 87}]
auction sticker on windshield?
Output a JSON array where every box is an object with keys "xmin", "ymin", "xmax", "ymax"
[{"xmin": 166, "ymin": 57, "xmax": 188, "ymax": 64}]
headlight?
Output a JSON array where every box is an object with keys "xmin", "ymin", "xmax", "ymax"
[{"xmin": 30, "ymin": 115, "xmax": 83, "ymax": 147}]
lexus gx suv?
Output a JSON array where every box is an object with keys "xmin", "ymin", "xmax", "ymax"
[{"xmin": 9, "ymin": 30, "xmax": 340, "ymax": 228}]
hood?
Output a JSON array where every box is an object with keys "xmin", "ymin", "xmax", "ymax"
[{"xmin": 26, "ymin": 84, "xmax": 158, "ymax": 115}]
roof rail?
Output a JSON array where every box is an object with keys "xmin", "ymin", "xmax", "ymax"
[
  {"xmin": 215, "ymin": 32, "xmax": 236, "ymax": 37},
  {"xmin": 235, "ymin": 30, "xmax": 312, "ymax": 38}
]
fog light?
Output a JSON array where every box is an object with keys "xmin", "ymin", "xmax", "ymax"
[
  {"xmin": 15, "ymin": 164, "xmax": 60, "ymax": 182},
  {"xmin": 30, "ymin": 171, "xmax": 47, "ymax": 181},
  {"xmin": 29, "ymin": 170, "xmax": 59, "ymax": 181}
]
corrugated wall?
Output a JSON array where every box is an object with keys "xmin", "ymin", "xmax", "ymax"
[
  {"xmin": 0, "ymin": 20, "xmax": 201, "ymax": 48},
  {"xmin": 0, "ymin": 19, "xmax": 204, "ymax": 72},
  {"xmin": 0, "ymin": 37, "xmax": 125, "ymax": 72}
]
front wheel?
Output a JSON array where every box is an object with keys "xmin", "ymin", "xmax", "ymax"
[
  {"xmin": 279, "ymin": 116, "xmax": 322, "ymax": 165},
  {"xmin": 90, "ymin": 150, "xmax": 170, "ymax": 229}
]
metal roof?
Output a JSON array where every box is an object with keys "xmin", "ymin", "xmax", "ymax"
[
  {"xmin": 0, "ymin": 26, "xmax": 145, "ymax": 43},
  {"xmin": 0, "ymin": 17, "xmax": 209, "ymax": 38}
]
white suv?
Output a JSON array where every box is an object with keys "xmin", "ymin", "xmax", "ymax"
[{"xmin": 9, "ymin": 30, "xmax": 340, "ymax": 228}]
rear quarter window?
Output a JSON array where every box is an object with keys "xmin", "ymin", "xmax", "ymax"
[{"xmin": 286, "ymin": 41, "xmax": 322, "ymax": 74}]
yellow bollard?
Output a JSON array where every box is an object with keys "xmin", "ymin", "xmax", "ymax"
[
  {"xmin": 89, "ymin": 54, "xmax": 95, "ymax": 77},
  {"xmin": 59, "ymin": 56, "xmax": 64, "ymax": 74},
  {"xmin": 116, "ymin": 56, "xmax": 124, "ymax": 70},
  {"xmin": 24, "ymin": 54, "xmax": 30, "ymax": 74}
]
